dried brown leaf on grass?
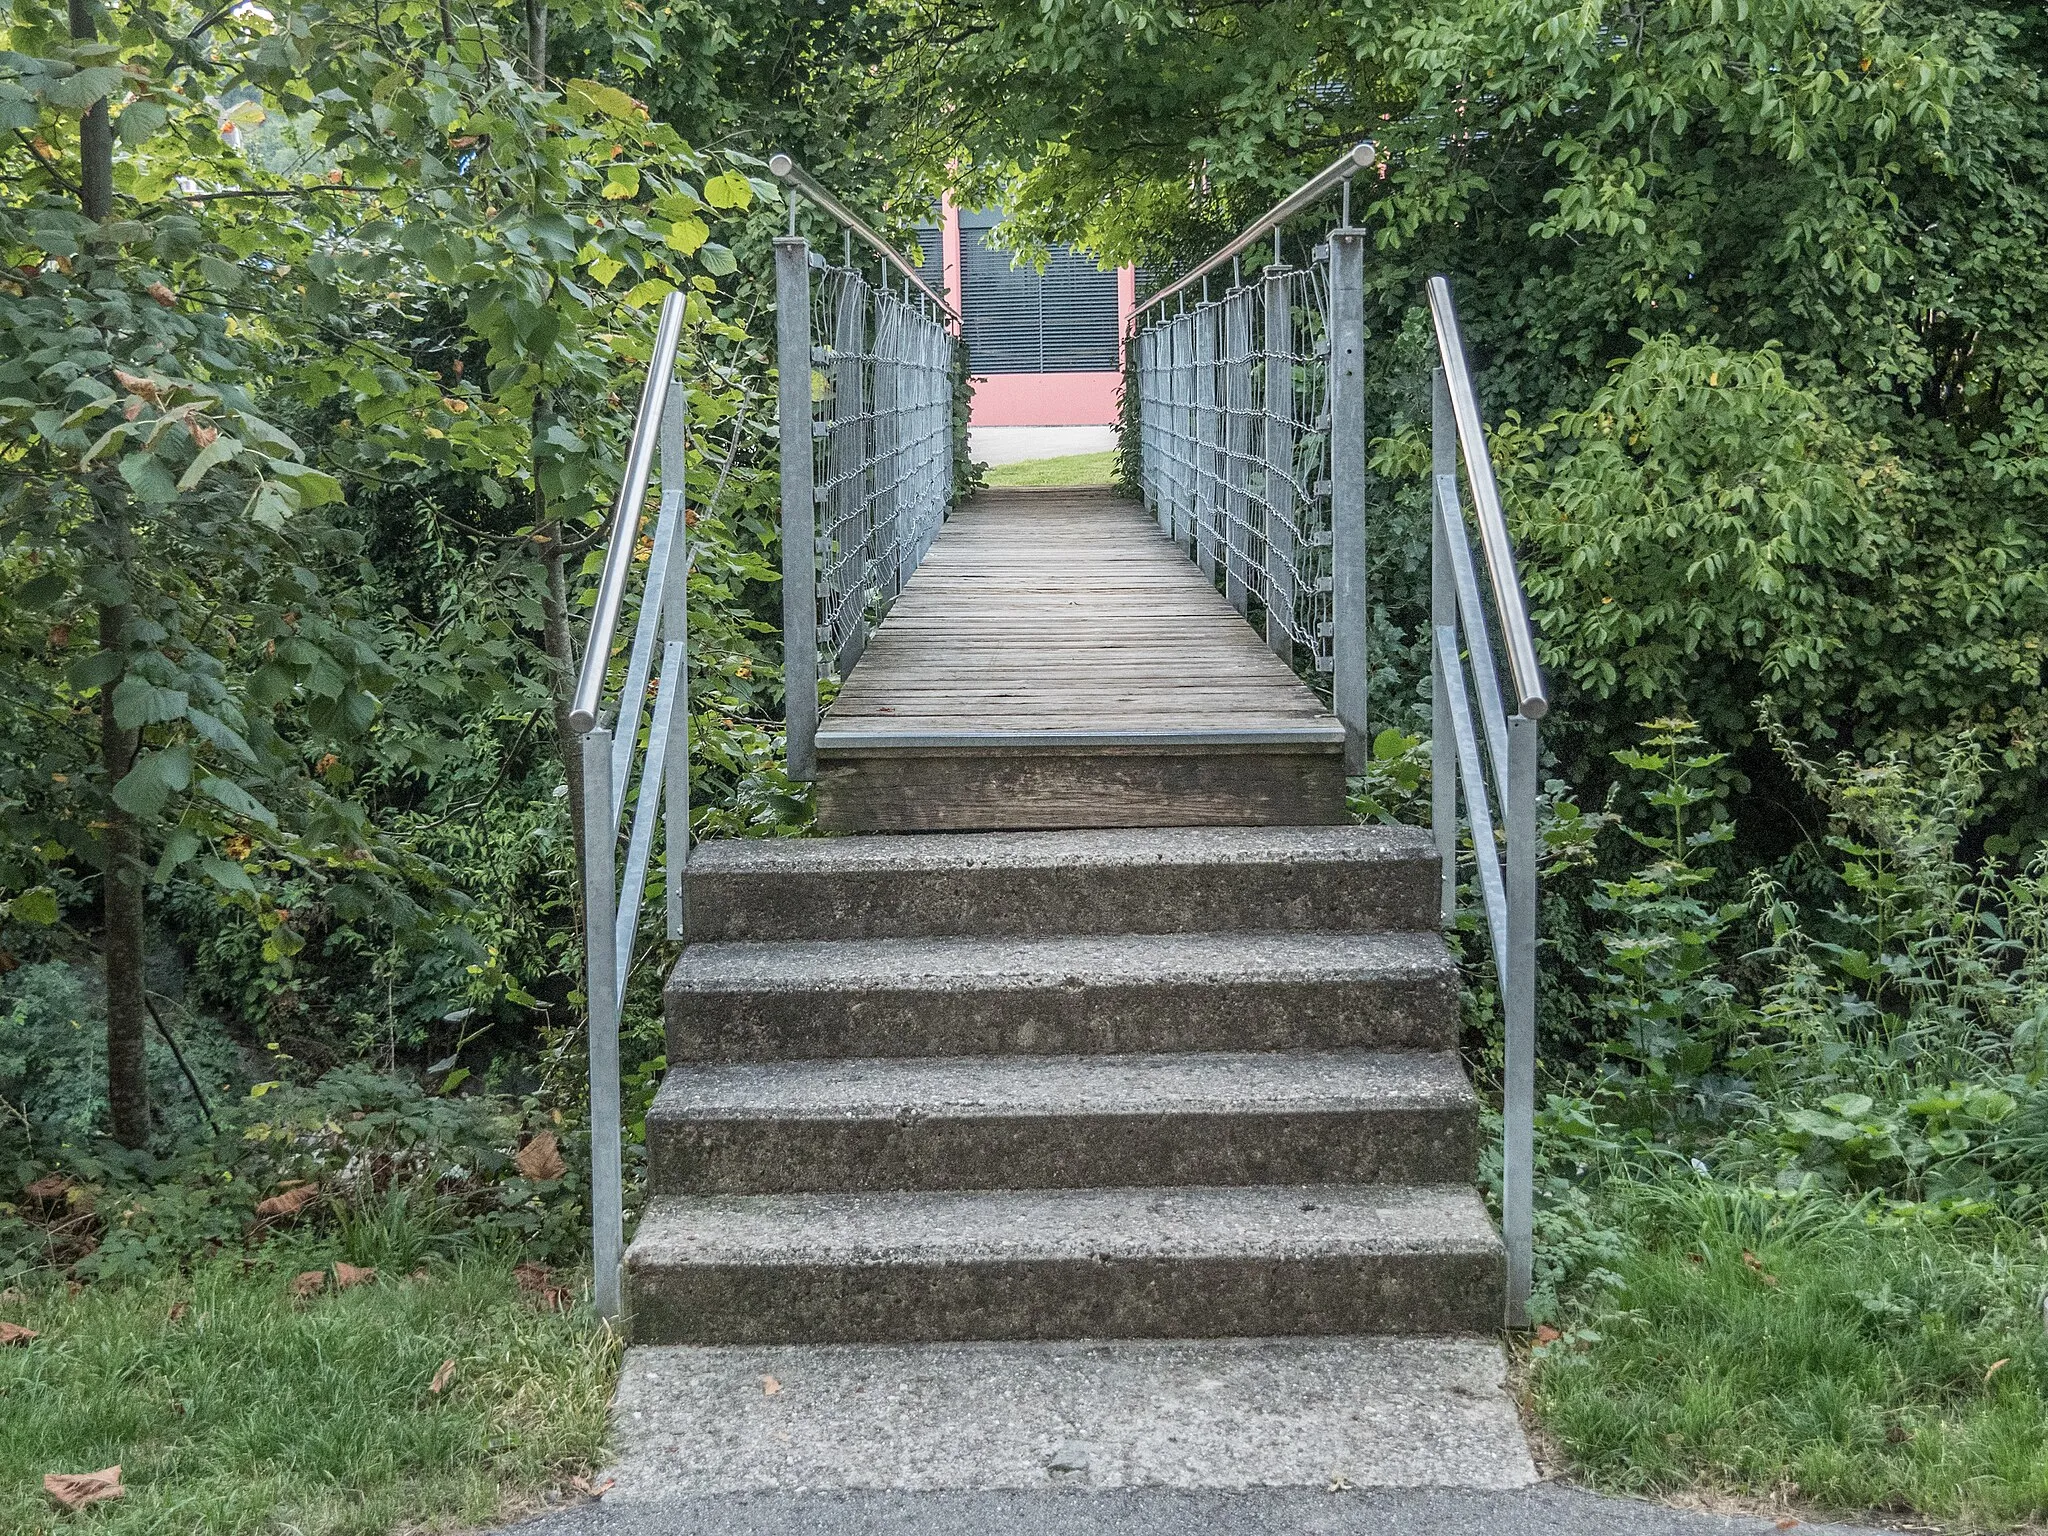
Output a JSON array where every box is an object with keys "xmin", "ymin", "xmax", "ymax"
[
  {"xmin": 255, "ymin": 1182, "xmax": 321, "ymax": 1220},
  {"xmin": 429, "ymin": 1358, "xmax": 456, "ymax": 1395},
  {"xmin": 514, "ymin": 1133, "xmax": 565, "ymax": 1182},
  {"xmin": 0, "ymin": 1320, "xmax": 38, "ymax": 1345},
  {"xmin": 514, "ymin": 1263, "xmax": 571, "ymax": 1311},
  {"xmin": 569, "ymin": 1475, "xmax": 614, "ymax": 1498},
  {"xmin": 332, "ymin": 1262, "xmax": 377, "ymax": 1290},
  {"xmin": 24, "ymin": 1174, "xmax": 73, "ymax": 1203},
  {"xmin": 44, "ymin": 1466, "xmax": 123, "ymax": 1510},
  {"xmin": 291, "ymin": 1270, "xmax": 327, "ymax": 1299}
]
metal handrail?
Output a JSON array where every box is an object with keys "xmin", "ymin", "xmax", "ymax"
[
  {"xmin": 769, "ymin": 153, "xmax": 960, "ymax": 326},
  {"xmin": 569, "ymin": 290, "xmax": 688, "ymax": 732},
  {"xmin": 1425, "ymin": 276, "xmax": 1547, "ymax": 720},
  {"xmin": 1132, "ymin": 142, "xmax": 1375, "ymax": 324}
]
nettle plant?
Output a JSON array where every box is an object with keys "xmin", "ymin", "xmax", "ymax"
[
  {"xmin": 1582, "ymin": 718, "xmax": 1747, "ymax": 1119},
  {"xmin": 1749, "ymin": 732, "xmax": 2048, "ymax": 1212}
]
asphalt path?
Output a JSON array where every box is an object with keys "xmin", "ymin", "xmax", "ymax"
[{"xmin": 488, "ymin": 1486, "xmax": 1894, "ymax": 1536}]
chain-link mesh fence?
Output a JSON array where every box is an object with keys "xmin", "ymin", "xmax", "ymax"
[
  {"xmin": 808, "ymin": 259, "xmax": 957, "ymax": 675},
  {"xmin": 1135, "ymin": 261, "xmax": 1334, "ymax": 672}
]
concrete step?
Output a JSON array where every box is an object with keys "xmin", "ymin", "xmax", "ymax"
[
  {"xmin": 683, "ymin": 825, "xmax": 1440, "ymax": 943},
  {"xmin": 605, "ymin": 1335, "xmax": 1538, "ymax": 1495},
  {"xmin": 811, "ymin": 738, "xmax": 1348, "ymax": 835},
  {"xmin": 646, "ymin": 1049, "xmax": 1477, "ymax": 1195},
  {"xmin": 622, "ymin": 1183, "xmax": 1504, "ymax": 1345},
  {"xmin": 666, "ymin": 930, "xmax": 1457, "ymax": 1063}
]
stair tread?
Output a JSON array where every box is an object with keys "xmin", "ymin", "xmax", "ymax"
[
  {"xmin": 627, "ymin": 1183, "xmax": 1502, "ymax": 1268},
  {"xmin": 650, "ymin": 1048, "xmax": 1474, "ymax": 1122},
  {"xmin": 689, "ymin": 824, "xmax": 1433, "ymax": 877},
  {"xmin": 670, "ymin": 928, "xmax": 1451, "ymax": 992}
]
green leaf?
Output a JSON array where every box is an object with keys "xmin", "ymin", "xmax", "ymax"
[
  {"xmin": 197, "ymin": 856, "xmax": 255, "ymax": 895},
  {"xmin": 119, "ymin": 451, "xmax": 179, "ymax": 506},
  {"xmin": 154, "ymin": 828, "xmax": 202, "ymax": 880},
  {"xmin": 176, "ymin": 432, "xmax": 243, "ymax": 491},
  {"xmin": 663, "ymin": 215, "xmax": 709, "ymax": 255},
  {"xmin": 623, "ymin": 279, "xmax": 675, "ymax": 309},
  {"xmin": 5, "ymin": 887, "xmax": 60, "ymax": 926},
  {"xmin": 603, "ymin": 165, "xmax": 641, "ymax": 201},
  {"xmin": 111, "ymin": 675, "xmax": 189, "ymax": 729},
  {"xmin": 565, "ymin": 79, "xmax": 643, "ymax": 121},
  {"xmin": 188, "ymin": 708, "xmax": 257, "ymax": 763},
  {"xmin": 41, "ymin": 66, "xmax": 126, "ymax": 112},
  {"xmin": 697, "ymin": 242, "xmax": 737, "ymax": 277},
  {"xmin": 112, "ymin": 744, "xmax": 194, "ymax": 817},
  {"xmin": 703, "ymin": 171, "xmax": 752, "ymax": 210},
  {"xmin": 199, "ymin": 774, "xmax": 278, "ymax": 828},
  {"xmin": 116, "ymin": 99, "xmax": 167, "ymax": 144}
]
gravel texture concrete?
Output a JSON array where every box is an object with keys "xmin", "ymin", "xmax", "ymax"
[
  {"xmin": 681, "ymin": 824, "xmax": 1439, "ymax": 941},
  {"xmin": 622, "ymin": 1186, "xmax": 1503, "ymax": 1343},
  {"xmin": 665, "ymin": 929, "xmax": 1459, "ymax": 1061},
  {"xmin": 645, "ymin": 1048, "xmax": 1478, "ymax": 1194},
  {"xmin": 607, "ymin": 1336, "xmax": 1535, "ymax": 1493}
]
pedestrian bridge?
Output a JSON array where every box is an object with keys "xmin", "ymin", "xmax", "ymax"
[{"xmin": 566, "ymin": 140, "xmax": 1552, "ymax": 1438}]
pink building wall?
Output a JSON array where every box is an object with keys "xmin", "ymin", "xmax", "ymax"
[{"xmin": 942, "ymin": 203, "xmax": 1134, "ymax": 428}]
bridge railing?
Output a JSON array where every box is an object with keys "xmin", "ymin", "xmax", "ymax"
[
  {"xmin": 1129, "ymin": 160, "xmax": 1548, "ymax": 1328},
  {"xmin": 567, "ymin": 290, "xmax": 693, "ymax": 1320},
  {"xmin": 771, "ymin": 155, "xmax": 961, "ymax": 780}
]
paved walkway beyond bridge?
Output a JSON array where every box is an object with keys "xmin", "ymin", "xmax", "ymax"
[{"xmin": 812, "ymin": 487, "xmax": 1347, "ymax": 834}]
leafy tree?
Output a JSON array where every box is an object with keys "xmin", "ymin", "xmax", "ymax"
[
  {"xmin": 895, "ymin": 0, "xmax": 2048, "ymax": 835},
  {"xmin": 1, "ymin": 0, "xmax": 778, "ymax": 1140}
]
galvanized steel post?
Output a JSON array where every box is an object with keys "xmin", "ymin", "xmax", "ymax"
[
  {"xmin": 1328, "ymin": 225, "xmax": 1369, "ymax": 771},
  {"xmin": 1504, "ymin": 712, "xmax": 1539, "ymax": 1327},
  {"xmin": 1223, "ymin": 287, "xmax": 1252, "ymax": 614},
  {"xmin": 1430, "ymin": 368, "xmax": 1459, "ymax": 929},
  {"xmin": 579, "ymin": 726, "xmax": 622, "ymax": 1320},
  {"xmin": 775, "ymin": 236, "xmax": 817, "ymax": 780},
  {"xmin": 1193, "ymin": 303, "xmax": 1219, "ymax": 578},
  {"xmin": 658, "ymin": 390, "xmax": 690, "ymax": 942},
  {"xmin": 1263, "ymin": 265, "xmax": 1296, "ymax": 661}
]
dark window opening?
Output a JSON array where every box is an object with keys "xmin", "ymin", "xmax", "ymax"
[{"xmin": 958, "ymin": 212, "xmax": 1119, "ymax": 374}]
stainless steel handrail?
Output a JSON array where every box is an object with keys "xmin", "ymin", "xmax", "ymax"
[
  {"xmin": 1132, "ymin": 142, "xmax": 1375, "ymax": 324},
  {"xmin": 569, "ymin": 290, "xmax": 688, "ymax": 732},
  {"xmin": 1425, "ymin": 276, "xmax": 1548, "ymax": 720},
  {"xmin": 769, "ymin": 153, "xmax": 960, "ymax": 326}
]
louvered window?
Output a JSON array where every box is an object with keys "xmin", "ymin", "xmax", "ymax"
[
  {"xmin": 913, "ymin": 226, "xmax": 943, "ymax": 292},
  {"xmin": 958, "ymin": 212, "xmax": 1119, "ymax": 374}
]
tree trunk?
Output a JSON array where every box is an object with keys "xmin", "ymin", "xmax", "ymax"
[
  {"xmin": 523, "ymin": 0, "xmax": 546, "ymax": 84},
  {"xmin": 74, "ymin": 0, "xmax": 147, "ymax": 1148},
  {"xmin": 68, "ymin": 0, "xmax": 112, "ymax": 221},
  {"xmin": 99, "ymin": 596, "xmax": 149, "ymax": 1149}
]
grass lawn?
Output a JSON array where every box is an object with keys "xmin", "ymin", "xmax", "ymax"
[
  {"xmin": 982, "ymin": 451, "xmax": 1117, "ymax": 488},
  {"xmin": 1533, "ymin": 1182, "xmax": 2048, "ymax": 1529},
  {"xmin": 0, "ymin": 1256, "xmax": 614, "ymax": 1535}
]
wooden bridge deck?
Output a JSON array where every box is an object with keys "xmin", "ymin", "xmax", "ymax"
[{"xmin": 812, "ymin": 487, "xmax": 1346, "ymax": 833}]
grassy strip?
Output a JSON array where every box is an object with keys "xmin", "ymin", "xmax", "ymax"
[
  {"xmin": 982, "ymin": 451, "xmax": 1117, "ymax": 487},
  {"xmin": 1534, "ymin": 1179, "xmax": 2048, "ymax": 1529},
  {"xmin": 0, "ymin": 1255, "xmax": 613, "ymax": 1535}
]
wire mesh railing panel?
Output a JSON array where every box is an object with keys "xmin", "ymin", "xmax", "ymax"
[
  {"xmin": 806, "ymin": 260, "xmax": 956, "ymax": 677},
  {"xmin": 1134, "ymin": 259, "xmax": 1333, "ymax": 672}
]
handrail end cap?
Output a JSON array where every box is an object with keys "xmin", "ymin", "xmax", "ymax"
[
  {"xmin": 569, "ymin": 708, "xmax": 598, "ymax": 734},
  {"xmin": 768, "ymin": 152, "xmax": 794, "ymax": 177},
  {"xmin": 1350, "ymin": 142, "xmax": 1376, "ymax": 168},
  {"xmin": 1518, "ymin": 695, "xmax": 1550, "ymax": 722}
]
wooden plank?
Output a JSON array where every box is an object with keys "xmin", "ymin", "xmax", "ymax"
[{"xmin": 814, "ymin": 487, "xmax": 1346, "ymax": 830}]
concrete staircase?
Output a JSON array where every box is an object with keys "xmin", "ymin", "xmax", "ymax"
[{"xmin": 622, "ymin": 825, "xmax": 1504, "ymax": 1346}]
